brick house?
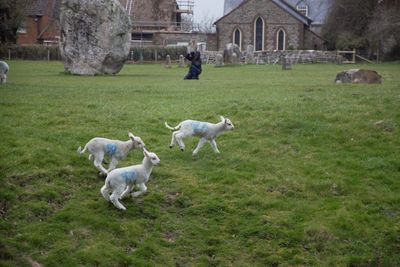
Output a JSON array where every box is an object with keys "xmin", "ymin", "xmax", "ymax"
[
  {"xmin": 16, "ymin": 0, "xmax": 60, "ymax": 45},
  {"xmin": 16, "ymin": 0, "xmax": 217, "ymax": 50},
  {"xmin": 215, "ymin": 0, "xmax": 326, "ymax": 51}
]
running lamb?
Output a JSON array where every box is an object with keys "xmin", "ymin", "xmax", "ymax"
[{"xmin": 165, "ymin": 116, "xmax": 234, "ymax": 156}]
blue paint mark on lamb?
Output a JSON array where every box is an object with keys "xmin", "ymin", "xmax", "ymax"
[{"xmin": 192, "ymin": 121, "xmax": 208, "ymax": 134}]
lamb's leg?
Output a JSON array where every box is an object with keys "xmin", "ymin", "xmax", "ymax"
[
  {"xmin": 106, "ymin": 157, "xmax": 119, "ymax": 173},
  {"xmin": 175, "ymin": 132, "xmax": 186, "ymax": 151},
  {"xmin": 110, "ymin": 186, "xmax": 127, "ymax": 210},
  {"xmin": 170, "ymin": 131, "xmax": 178, "ymax": 148},
  {"xmin": 93, "ymin": 152, "xmax": 108, "ymax": 175},
  {"xmin": 209, "ymin": 139, "xmax": 220, "ymax": 153},
  {"xmin": 120, "ymin": 185, "xmax": 133, "ymax": 199},
  {"xmin": 193, "ymin": 137, "xmax": 207, "ymax": 156},
  {"xmin": 101, "ymin": 184, "xmax": 111, "ymax": 201},
  {"xmin": 132, "ymin": 183, "xmax": 147, "ymax": 197}
]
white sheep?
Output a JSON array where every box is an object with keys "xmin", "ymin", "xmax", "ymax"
[
  {"xmin": 77, "ymin": 132, "xmax": 145, "ymax": 175},
  {"xmin": 165, "ymin": 116, "xmax": 234, "ymax": 156},
  {"xmin": 0, "ymin": 61, "xmax": 9, "ymax": 84},
  {"xmin": 100, "ymin": 148, "xmax": 160, "ymax": 210}
]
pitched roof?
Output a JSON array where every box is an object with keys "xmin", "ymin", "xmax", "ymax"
[{"xmin": 215, "ymin": 0, "xmax": 312, "ymax": 26}]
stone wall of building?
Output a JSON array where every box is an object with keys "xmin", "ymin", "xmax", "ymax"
[
  {"xmin": 203, "ymin": 50, "xmax": 337, "ymax": 64},
  {"xmin": 216, "ymin": 0, "xmax": 305, "ymax": 51}
]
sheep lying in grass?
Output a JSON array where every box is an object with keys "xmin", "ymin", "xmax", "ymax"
[
  {"xmin": 101, "ymin": 148, "xmax": 160, "ymax": 210},
  {"xmin": 0, "ymin": 61, "xmax": 9, "ymax": 84},
  {"xmin": 77, "ymin": 132, "xmax": 145, "ymax": 175},
  {"xmin": 165, "ymin": 116, "xmax": 234, "ymax": 156}
]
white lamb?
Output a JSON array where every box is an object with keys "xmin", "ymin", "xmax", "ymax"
[
  {"xmin": 101, "ymin": 148, "xmax": 160, "ymax": 210},
  {"xmin": 165, "ymin": 116, "xmax": 234, "ymax": 155},
  {"xmin": 77, "ymin": 132, "xmax": 145, "ymax": 175},
  {"xmin": 0, "ymin": 61, "xmax": 9, "ymax": 84}
]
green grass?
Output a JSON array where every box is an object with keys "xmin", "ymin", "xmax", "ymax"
[{"xmin": 1, "ymin": 61, "xmax": 399, "ymax": 266}]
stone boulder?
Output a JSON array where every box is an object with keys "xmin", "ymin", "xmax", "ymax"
[
  {"xmin": 335, "ymin": 69, "xmax": 382, "ymax": 84},
  {"xmin": 223, "ymin": 43, "xmax": 241, "ymax": 65},
  {"xmin": 60, "ymin": 0, "xmax": 131, "ymax": 75}
]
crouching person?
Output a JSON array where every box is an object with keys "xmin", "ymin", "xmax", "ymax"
[{"xmin": 184, "ymin": 50, "xmax": 202, "ymax": 80}]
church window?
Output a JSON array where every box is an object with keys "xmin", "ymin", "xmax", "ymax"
[
  {"xmin": 277, "ymin": 29, "xmax": 286, "ymax": 50},
  {"xmin": 254, "ymin": 17, "xmax": 264, "ymax": 51},
  {"xmin": 233, "ymin": 28, "xmax": 241, "ymax": 49}
]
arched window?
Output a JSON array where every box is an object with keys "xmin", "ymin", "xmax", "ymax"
[
  {"xmin": 254, "ymin": 17, "xmax": 264, "ymax": 51},
  {"xmin": 277, "ymin": 29, "xmax": 286, "ymax": 50},
  {"xmin": 296, "ymin": 1, "xmax": 308, "ymax": 16},
  {"xmin": 233, "ymin": 28, "xmax": 241, "ymax": 50}
]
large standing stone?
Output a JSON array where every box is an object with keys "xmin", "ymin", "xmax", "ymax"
[
  {"xmin": 60, "ymin": 0, "xmax": 131, "ymax": 75},
  {"xmin": 223, "ymin": 43, "xmax": 241, "ymax": 65},
  {"xmin": 335, "ymin": 69, "xmax": 382, "ymax": 84}
]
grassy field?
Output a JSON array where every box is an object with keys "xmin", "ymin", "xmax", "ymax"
[{"xmin": 0, "ymin": 61, "xmax": 399, "ymax": 266}]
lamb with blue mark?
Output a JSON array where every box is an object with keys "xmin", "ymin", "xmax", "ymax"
[
  {"xmin": 165, "ymin": 116, "xmax": 234, "ymax": 156},
  {"xmin": 101, "ymin": 148, "xmax": 160, "ymax": 210},
  {"xmin": 77, "ymin": 132, "xmax": 145, "ymax": 176}
]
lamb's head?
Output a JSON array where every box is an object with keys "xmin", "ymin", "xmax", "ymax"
[
  {"xmin": 143, "ymin": 148, "xmax": 160, "ymax": 166},
  {"xmin": 128, "ymin": 132, "xmax": 145, "ymax": 149},
  {"xmin": 220, "ymin": 116, "xmax": 234, "ymax": 131}
]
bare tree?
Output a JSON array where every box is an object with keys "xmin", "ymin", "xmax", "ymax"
[
  {"xmin": 181, "ymin": 13, "xmax": 217, "ymax": 33},
  {"xmin": 0, "ymin": 0, "xmax": 34, "ymax": 44},
  {"xmin": 322, "ymin": 0, "xmax": 400, "ymax": 59}
]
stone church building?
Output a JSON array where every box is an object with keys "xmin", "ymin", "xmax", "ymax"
[{"xmin": 216, "ymin": 0, "xmax": 330, "ymax": 51}]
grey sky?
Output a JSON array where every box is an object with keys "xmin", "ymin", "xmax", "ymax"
[{"xmin": 193, "ymin": 0, "xmax": 224, "ymax": 23}]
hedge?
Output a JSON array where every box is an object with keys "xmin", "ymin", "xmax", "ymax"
[{"xmin": 0, "ymin": 45, "xmax": 187, "ymax": 62}]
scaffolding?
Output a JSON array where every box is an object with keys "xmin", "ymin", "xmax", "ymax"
[{"xmin": 175, "ymin": 0, "xmax": 194, "ymax": 14}]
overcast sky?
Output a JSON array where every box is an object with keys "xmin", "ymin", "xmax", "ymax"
[{"xmin": 193, "ymin": 0, "xmax": 224, "ymax": 23}]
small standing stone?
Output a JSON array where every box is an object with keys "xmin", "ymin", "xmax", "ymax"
[
  {"xmin": 165, "ymin": 55, "xmax": 171, "ymax": 68},
  {"xmin": 282, "ymin": 57, "xmax": 292, "ymax": 70},
  {"xmin": 215, "ymin": 53, "xmax": 224, "ymax": 67},
  {"xmin": 178, "ymin": 55, "xmax": 185, "ymax": 68},
  {"xmin": 245, "ymin": 45, "xmax": 254, "ymax": 64}
]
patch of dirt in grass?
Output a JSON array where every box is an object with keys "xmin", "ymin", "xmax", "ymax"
[
  {"xmin": 164, "ymin": 231, "xmax": 177, "ymax": 243},
  {"xmin": 26, "ymin": 256, "xmax": 43, "ymax": 267},
  {"xmin": 304, "ymin": 227, "xmax": 337, "ymax": 252},
  {"xmin": 374, "ymin": 120, "xmax": 396, "ymax": 132},
  {"xmin": 6, "ymin": 173, "xmax": 48, "ymax": 187},
  {"xmin": 0, "ymin": 199, "xmax": 9, "ymax": 219}
]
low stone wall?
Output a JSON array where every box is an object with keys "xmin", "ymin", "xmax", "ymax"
[{"xmin": 203, "ymin": 50, "xmax": 338, "ymax": 65}]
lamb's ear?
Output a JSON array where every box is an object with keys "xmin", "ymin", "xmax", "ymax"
[
  {"xmin": 143, "ymin": 147, "xmax": 149, "ymax": 157},
  {"xmin": 220, "ymin": 116, "xmax": 225, "ymax": 122},
  {"xmin": 128, "ymin": 132, "xmax": 135, "ymax": 140}
]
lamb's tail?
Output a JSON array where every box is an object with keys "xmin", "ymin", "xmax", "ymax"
[
  {"xmin": 165, "ymin": 121, "xmax": 181, "ymax": 131},
  {"xmin": 77, "ymin": 143, "xmax": 88, "ymax": 155}
]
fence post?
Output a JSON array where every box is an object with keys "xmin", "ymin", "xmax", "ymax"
[
  {"xmin": 47, "ymin": 49, "xmax": 50, "ymax": 61},
  {"xmin": 154, "ymin": 49, "xmax": 157, "ymax": 63},
  {"xmin": 8, "ymin": 49, "xmax": 11, "ymax": 60}
]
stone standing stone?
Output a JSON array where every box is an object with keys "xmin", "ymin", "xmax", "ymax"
[
  {"xmin": 335, "ymin": 69, "xmax": 382, "ymax": 84},
  {"xmin": 165, "ymin": 55, "xmax": 172, "ymax": 68},
  {"xmin": 282, "ymin": 56, "xmax": 292, "ymax": 70},
  {"xmin": 215, "ymin": 53, "xmax": 224, "ymax": 67},
  {"xmin": 245, "ymin": 45, "xmax": 254, "ymax": 64},
  {"xmin": 60, "ymin": 0, "xmax": 131, "ymax": 75},
  {"xmin": 223, "ymin": 43, "xmax": 241, "ymax": 65},
  {"xmin": 0, "ymin": 61, "xmax": 9, "ymax": 84},
  {"xmin": 178, "ymin": 55, "xmax": 185, "ymax": 68}
]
